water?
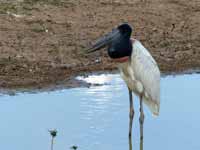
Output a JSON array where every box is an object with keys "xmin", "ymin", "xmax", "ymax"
[{"xmin": 0, "ymin": 73, "xmax": 200, "ymax": 150}]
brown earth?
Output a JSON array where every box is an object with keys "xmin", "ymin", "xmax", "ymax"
[{"xmin": 0, "ymin": 0, "xmax": 200, "ymax": 90}]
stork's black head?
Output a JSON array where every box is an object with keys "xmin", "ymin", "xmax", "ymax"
[
  {"xmin": 86, "ymin": 23, "xmax": 133, "ymax": 59},
  {"xmin": 107, "ymin": 23, "xmax": 132, "ymax": 58}
]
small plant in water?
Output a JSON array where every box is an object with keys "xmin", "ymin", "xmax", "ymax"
[
  {"xmin": 49, "ymin": 129, "xmax": 57, "ymax": 150},
  {"xmin": 70, "ymin": 145, "xmax": 78, "ymax": 150}
]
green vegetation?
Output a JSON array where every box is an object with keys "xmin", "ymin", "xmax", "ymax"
[
  {"xmin": 0, "ymin": 0, "xmax": 74, "ymax": 14},
  {"xmin": 24, "ymin": 0, "xmax": 66, "ymax": 5},
  {"xmin": 0, "ymin": 2, "xmax": 35, "ymax": 14},
  {"xmin": 0, "ymin": 3, "xmax": 18, "ymax": 14}
]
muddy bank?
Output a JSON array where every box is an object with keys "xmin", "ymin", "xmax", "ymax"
[{"xmin": 0, "ymin": 0, "xmax": 200, "ymax": 89}]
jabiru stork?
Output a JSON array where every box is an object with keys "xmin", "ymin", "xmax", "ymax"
[{"xmin": 86, "ymin": 23, "xmax": 160, "ymax": 148}]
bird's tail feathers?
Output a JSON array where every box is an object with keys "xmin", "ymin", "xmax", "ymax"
[{"xmin": 143, "ymin": 97, "xmax": 160, "ymax": 116}]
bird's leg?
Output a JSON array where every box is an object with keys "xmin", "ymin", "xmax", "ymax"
[
  {"xmin": 139, "ymin": 95, "xmax": 145, "ymax": 148},
  {"xmin": 128, "ymin": 88, "xmax": 134, "ymax": 138},
  {"xmin": 128, "ymin": 88, "xmax": 134, "ymax": 150}
]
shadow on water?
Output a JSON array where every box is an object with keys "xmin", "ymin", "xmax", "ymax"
[{"xmin": 0, "ymin": 72, "xmax": 200, "ymax": 150}]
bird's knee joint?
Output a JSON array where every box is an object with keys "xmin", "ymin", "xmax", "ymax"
[
  {"xmin": 129, "ymin": 109, "xmax": 134, "ymax": 118},
  {"xmin": 140, "ymin": 135, "xmax": 144, "ymax": 140},
  {"xmin": 139, "ymin": 118, "xmax": 143, "ymax": 124},
  {"xmin": 139, "ymin": 114, "xmax": 145, "ymax": 124},
  {"xmin": 129, "ymin": 132, "xmax": 132, "ymax": 138}
]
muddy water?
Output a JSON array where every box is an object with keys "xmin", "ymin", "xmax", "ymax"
[{"xmin": 0, "ymin": 73, "xmax": 200, "ymax": 150}]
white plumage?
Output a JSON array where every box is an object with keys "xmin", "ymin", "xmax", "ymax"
[{"xmin": 118, "ymin": 39, "xmax": 160, "ymax": 116}]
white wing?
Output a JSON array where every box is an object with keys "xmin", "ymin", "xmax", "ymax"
[{"xmin": 131, "ymin": 40, "xmax": 160, "ymax": 115}]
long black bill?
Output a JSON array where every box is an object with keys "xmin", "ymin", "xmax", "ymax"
[{"xmin": 85, "ymin": 28, "xmax": 121, "ymax": 53}]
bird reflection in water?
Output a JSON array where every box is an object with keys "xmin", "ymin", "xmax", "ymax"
[
  {"xmin": 128, "ymin": 128, "xmax": 143, "ymax": 150},
  {"xmin": 140, "ymin": 138, "xmax": 143, "ymax": 150},
  {"xmin": 128, "ymin": 126, "xmax": 144, "ymax": 150}
]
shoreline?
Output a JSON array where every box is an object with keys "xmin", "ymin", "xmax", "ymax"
[{"xmin": 0, "ymin": 0, "xmax": 199, "ymax": 90}]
